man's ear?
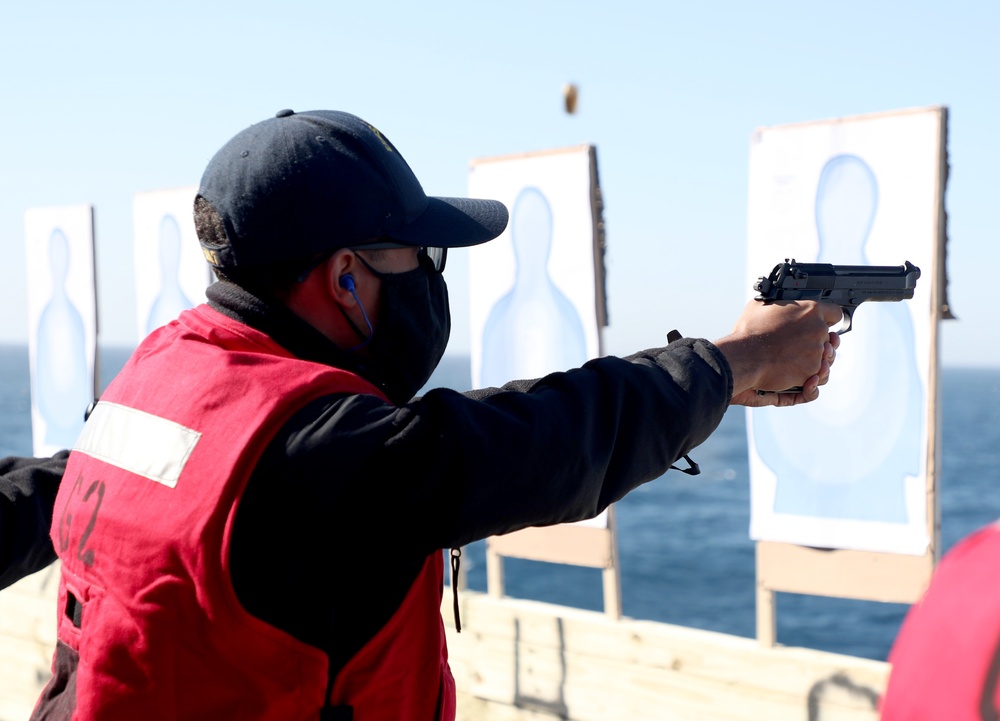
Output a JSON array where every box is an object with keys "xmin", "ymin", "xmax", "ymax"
[{"xmin": 326, "ymin": 249, "xmax": 360, "ymax": 306}]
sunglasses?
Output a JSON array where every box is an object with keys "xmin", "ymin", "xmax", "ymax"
[
  {"xmin": 295, "ymin": 243, "xmax": 447, "ymax": 283},
  {"xmin": 356, "ymin": 241, "xmax": 447, "ymax": 274},
  {"xmin": 421, "ymin": 246, "xmax": 447, "ymax": 273}
]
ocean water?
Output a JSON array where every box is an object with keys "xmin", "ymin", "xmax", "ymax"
[{"xmin": 4, "ymin": 344, "xmax": 999, "ymax": 662}]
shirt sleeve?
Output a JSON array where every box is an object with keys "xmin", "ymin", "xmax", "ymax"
[
  {"xmin": 0, "ymin": 451, "xmax": 67, "ymax": 589},
  {"xmin": 263, "ymin": 337, "xmax": 731, "ymax": 555}
]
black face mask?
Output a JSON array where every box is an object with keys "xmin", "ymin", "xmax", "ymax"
[{"xmin": 348, "ymin": 254, "xmax": 451, "ymax": 405}]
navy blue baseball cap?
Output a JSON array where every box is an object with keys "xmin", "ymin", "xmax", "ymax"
[{"xmin": 197, "ymin": 109, "xmax": 509, "ymax": 269}]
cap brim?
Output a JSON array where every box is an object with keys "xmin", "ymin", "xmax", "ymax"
[{"xmin": 383, "ymin": 196, "xmax": 509, "ymax": 249}]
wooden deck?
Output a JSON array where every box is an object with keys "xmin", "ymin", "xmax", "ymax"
[
  {"xmin": 446, "ymin": 591, "xmax": 888, "ymax": 721},
  {"xmin": 0, "ymin": 565, "xmax": 889, "ymax": 720}
]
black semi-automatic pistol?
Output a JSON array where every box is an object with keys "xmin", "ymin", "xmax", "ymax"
[
  {"xmin": 754, "ymin": 259, "xmax": 921, "ymax": 334},
  {"xmin": 753, "ymin": 259, "xmax": 920, "ymax": 394}
]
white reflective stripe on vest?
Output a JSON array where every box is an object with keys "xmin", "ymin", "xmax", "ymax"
[{"xmin": 73, "ymin": 401, "xmax": 201, "ymax": 489}]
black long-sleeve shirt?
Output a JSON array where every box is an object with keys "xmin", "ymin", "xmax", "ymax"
[
  {"xmin": 208, "ymin": 281, "xmax": 735, "ymax": 677},
  {"xmin": 0, "ymin": 451, "xmax": 67, "ymax": 590}
]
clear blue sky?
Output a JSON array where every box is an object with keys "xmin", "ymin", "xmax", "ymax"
[{"xmin": 1, "ymin": 0, "xmax": 996, "ymax": 367}]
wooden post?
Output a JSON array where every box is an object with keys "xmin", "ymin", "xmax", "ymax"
[
  {"xmin": 756, "ymin": 567, "xmax": 777, "ymax": 648},
  {"xmin": 486, "ymin": 545, "xmax": 505, "ymax": 599}
]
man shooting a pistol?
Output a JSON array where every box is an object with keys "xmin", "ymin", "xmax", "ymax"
[{"xmin": 34, "ymin": 109, "xmax": 843, "ymax": 720}]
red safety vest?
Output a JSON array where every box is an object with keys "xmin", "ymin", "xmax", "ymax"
[
  {"xmin": 882, "ymin": 522, "xmax": 1000, "ymax": 720},
  {"xmin": 35, "ymin": 305, "xmax": 454, "ymax": 721}
]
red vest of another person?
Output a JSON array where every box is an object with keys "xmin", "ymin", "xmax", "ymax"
[
  {"xmin": 33, "ymin": 305, "xmax": 454, "ymax": 721},
  {"xmin": 882, "ymin": 522, "xmax": 1000, "ymax": 721}
]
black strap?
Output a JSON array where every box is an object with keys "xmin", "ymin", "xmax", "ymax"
[
  {"xmin": 320, "ymin": 707, "xmax": 352, "ymax": 721},
  {"xmin": 65, "ymin": 591, "xmax": 83, "ymax": 629},
  {"xmin": 450, "ymin": 548, "xmax": 462, "ymax": 633},
  {"xmin": 670, "ymin": 453, "xmax": 701, "ymax": 476},
  {"xmin": 665, "ymin": 330, "xmax": 701, "ymax": 476}
]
